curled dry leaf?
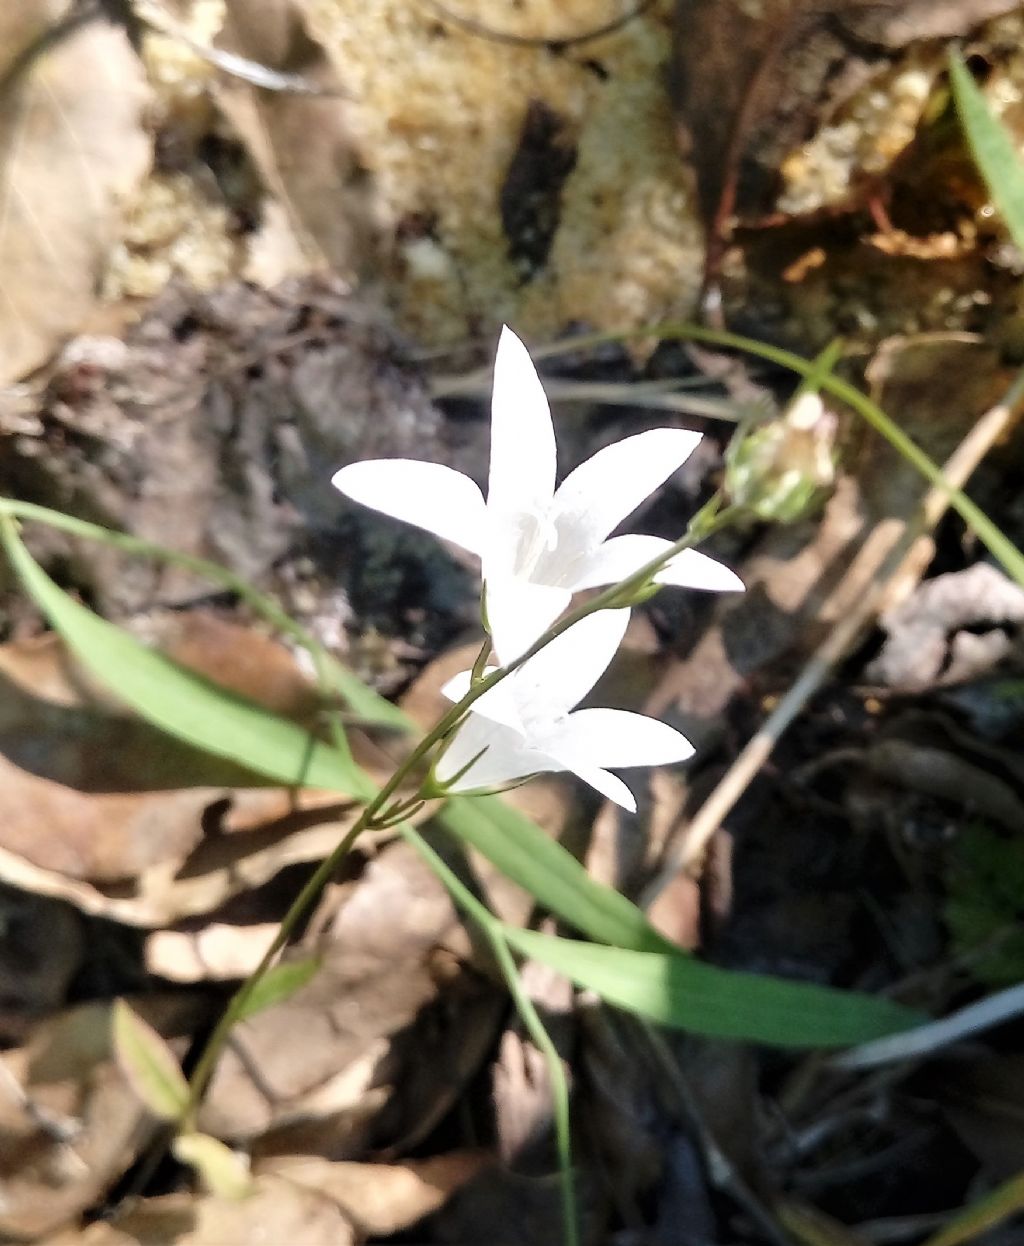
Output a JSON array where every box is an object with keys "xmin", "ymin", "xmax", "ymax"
[
  {"xmin": 257, "ymin": 1152, "xmax": 491, "ymax": 1237},
  {"xmin": 0, "ymin": 11, "xmax": 151, "ymax": 383},
  {"xmin": 867, "ymin": 557, "xmax": 1024, "ymax": 690},
  {"xmin": 43, "ymin": 1175, "xmax": 357, "ymax": 1246},
  {"xmin": 214, "ymin": 0, "xmax": 378, "ymax": 277}
]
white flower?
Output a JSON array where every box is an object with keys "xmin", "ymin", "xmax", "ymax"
[
  {"xmin": 333, "ymin": 326, "xmax": 742, "ymax": 662},
  {"xmin": 434, "ymin": 610, "xmax": 693, "ymax": 813}
]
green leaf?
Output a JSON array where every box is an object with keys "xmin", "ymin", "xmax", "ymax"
[
  {"xmin": 503, "ymin": 928, "xmax": 926, "ymax": 1047},
  {"xmin": 328, "ymin": 664, "xmax": 414, "ymax": 731},
  {"xmin": 234, "ymin": 958, "xmax": 320, "ymax": 1021},
  {"xmin": 950, "ymin": 50, "xmax": 1024, "ymax": 251},
  {"xmin": 0, "ymin": 498, "xmax": 408, "ymax": 730},
  {"xmin": 173, "ymin": 1132, "xmax": 254, "ymax": 1199},
  {"xmin": 439, "ymin": 796, "xmax": 668, "ymax": 953},
  {"xmin": 112, "ymin": 1000, "xmax": 190, "ymax": 1121},
  {"xmin": 923, "ymin": 1170, "xmax": 1024, "ymax": 1246},
  {"xmin": 0, "ymin": 518, "xmax": 375, "ymax": 800}
]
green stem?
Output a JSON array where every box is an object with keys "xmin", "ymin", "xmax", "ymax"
[
  {"xmin": 524, "ymin": 322, "xmax": 1024, "ymax": 588},
  {"xmin": 398, "ymin": 822, "xmax": 579, "ymax": 1246},
  {"xmin": 181, "ymin": 505, "xmax": 732, "ymax": 1135},
  {"xmin": 183, "ymin": 809, "xmax": 367, "ymax": 1123}
]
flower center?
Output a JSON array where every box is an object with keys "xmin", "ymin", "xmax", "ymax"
[{"xmin": 510, "ymin": 507, "xmax": 560, "ymax": 579}]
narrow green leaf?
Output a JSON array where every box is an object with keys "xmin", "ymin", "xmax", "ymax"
[
  {"xmin": 503, "ymin": 928, "xmax": 925, "ymax": 1046},
  {"xmin": 112, "ymin": 1000, "xmax": 190, "ymax": 1121},
  {"xmin": 950, "ymin": 50, "xmax": 1024, "ymax": 251},
  {"xmin": 439, "ymin": 797, "xmax": 669, "ymax": 953},
  {"xmin": 234, "ymin": 958, "xmax": 320, "ymax": 1021},
  {"xmin": 923, "ymin": 1170, "xmax": 1024, "ymax": 1246},
  {"xmin": 0, "ymin": 518, "xmax": 375, "ymax": 800},
  {"xmin": 173, "ymin": 1132, "xmax": 254, "ymax": 1199},
  {"xmin": 328, "ymin": 664, "xmax": 414, "ymax": 730},
  {"xmin": 0, "ymin": 497, "xmax": 408, "ymax": 729}
]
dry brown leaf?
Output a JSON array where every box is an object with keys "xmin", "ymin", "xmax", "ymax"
[
  {"xmin": 43, "ymin": 1175, "xmax": 356, "ymax": 1246},
  {"xmin": 0, "ymin": 12, "xmax": 151, "ymax": 383},
  {"xmin": 0, "ymin": 631, "xmax": 260, "ymax": 882},
  {"xmin": 0, "ymin": 798, "xmax": 364, "ymax": 929},
  {"xmin": 867, "ymin": 563, "xmax": 1024, "ymax": 690},
  {"xmin": 214, "ymin": 0, "xmax": 378, "ymax": 277},
  {"xmin": 199, "ymin": 834, "xmax": 499, "ymax": 1150},
  {"xmin": 0, "ymin": 621, "xmax": 398, "ymax": 926},
  {"xmin": 145, "ymin": 921, "xmax": 280, "ymax": 983},
  {"xmin": 258, "ymin": 1152, "xmax": 490, "ymax": 1236}
]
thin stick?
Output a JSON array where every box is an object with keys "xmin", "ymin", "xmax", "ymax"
[
  {"xmin": 832, "ymin": 980, "xmax": 1024, "ymax": 1071},
  {"xmin": 644, "ymin": 366, "xmax": 1024, "ymax": 901}
]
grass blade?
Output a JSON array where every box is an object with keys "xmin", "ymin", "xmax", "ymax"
[
  {"xmin": 923, "ymin": 1169, "xmax": 1024, "ymax": 1246},
  {"xmin": 0, "ymin": 497, "xmax": 409, "ymax": 730},
  {"xmin": 0, "ymin": 516, "xmax": 375, "ymax": 799},
  {"xmin": 503, "ymin": 928, "xmax": 925, "ymax": 1046},
  {"xmin": 439, "ymin": 796, "xmax": 669, "ymax": 953},
  {"xmin": 950, "ymin": 50, "xmax": 1024, "ymax": 250}
]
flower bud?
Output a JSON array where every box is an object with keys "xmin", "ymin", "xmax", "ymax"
[{"xmin": 724, "ymin": 392, "xmax": 837, "ymax": 523}]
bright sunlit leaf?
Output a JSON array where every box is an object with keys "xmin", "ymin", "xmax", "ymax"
[
  {"xmin": 950, "ymin": 49, "xmax": 1024, "ymax": 251},
  {"xmin": 173, "ymin": 1132, "xmax": 254, "ymax": 1199},
  {"xmin": 112, "ymin": 1000, "xmax": 189, "ymax": 1122},
  {"xmin": 0, "ymin": 517, "xmax": 375, "ymax": 800},
  {"xmin": 504, "ymin": 928, "xmax": 925, "ymax": 1047},
  {"xmin": 234, "ymin": 958, "xmax": 320, "ymax": 1022}
]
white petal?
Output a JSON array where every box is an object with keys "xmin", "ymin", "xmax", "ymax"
[
  {"xmin": 332, "ymin": 460, "xmax": 486, "ymax": 553},
  {"xmin": 569, "ymin": 535, "xmax": 743, "ymax": 595},
  {"xmin": 514, "ymin": 609, "xmax": 629, "ymax": 716},
  {"xmin": 487, "ymin": 326, "xmax": 557, "ymax": 518},
  {"xmin": 485, "ymin": 576, "xmax": 571, "ymax": 665},
  {"xmin": 541, "ymin": 708, "xmax": 695, "ymax": 768},
  {"xmin": 441, "ymin": 669, "xmax": 474, "ymax": 703},
  {"xmin": 656, "ymin": 548, "xmax": 744, "ymax": 593},
  {"xmin": 548, "ymin": 429, "xmax": 702, "ymax": 557},
  {"xmin": 436, "ymin": 716, "xmax": 556, "ymax": 790},
  {"xmin": 566, "ymin": 534, "xmax": 676, "ymax": 591},
  {"xmin": 568, "ymin": 764, "xmax": 637, "ymax": 812},
  {"xmin": 441, "ymin": 667, "xmax": 522, "ymax": 731}
]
